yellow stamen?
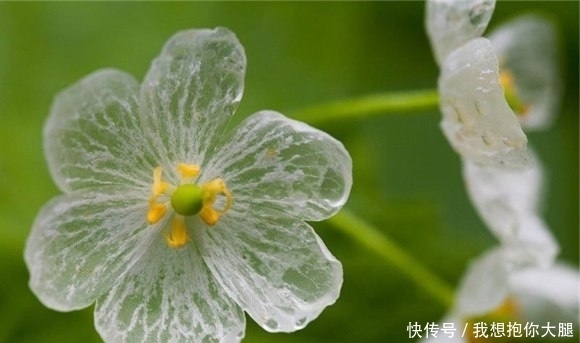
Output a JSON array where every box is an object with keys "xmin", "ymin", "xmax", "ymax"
[
  {"xmin": 200, "ymin": 207, "xmax": 219, "ymax": 226},
  {"xmin": 146, "ymin": 164, "xmax": 233, "ymax": 247},
  {"xmin": 148, "ymin": 167, "xmax": 170, "ymax": 225},
  {"xmin": 465, "ymin": 297, "xmax": 520, "ymax": 343},
  {"xmin": 177, "ymin": 163, "xmax": 201, "ymax": 179},
  {"xmin": 152, "ymin": 166, "xmax": 169, "ymax": 196},
  {"xmin": 203, "ymin": 178, "xmax": 233, "ymax": 213},
  {"xmin": 199, "ymin": 178, "xmax": 233, "ymax": 226},
  {"xmin": 499, "ymin": 70, "xmax": 529, "ymax": 116},
  {"xmin": 499, "ymin": 69, "xmax": 514, "ymax": 87},
  {"xmin": 489, "ymin": 297, "xmax": 519, "ymax": 320},
  {"xmin": 147, "ymin": 203, "xmax": 167, "ymax": 224},
  {"xmin": 164, "ymin": 215, "xmax": 189, "ymax": 248}
]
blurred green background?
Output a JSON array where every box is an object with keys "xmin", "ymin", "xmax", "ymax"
[{"xmin": 0, "ymin": 2, "xmax": 577, "ymax": 343}]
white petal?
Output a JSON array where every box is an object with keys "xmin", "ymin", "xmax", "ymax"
[
  {"xmin": 489, "ymin": 15, "xmax": 560, "ymax": 130},
  {"xmin": 505, "ymin": 216, "xmax": 559, "ymax": 268},
  {"xmin": 199, "ymin": 207, "xmax": 342, "ymax": 332},
  {"xmin": 510, "ymin": 264, "xmax": 579, "ymax": 324},
  {"xmin": 95, "ymin": 237, "xmax": 246, "ymax": 343},
  {"xmin": 425, "ymin": 0, "xmax": 496, "ymax": 65},
  {"xmin": 462, "ymin": 155, "xmax": 559, "ymax": 266},
  {"xmin": 438, "ymin": 38, "xmax": 531, "ymax": 168},
  {"xmin": 203, "ymin": 110, "xmax": 352, "ymax": 221},
  {"xmin": 24, "ymin": 186, "xmax": 155, "ymax": 311},
  {"xmin": 455, "ymin": 248, "xmax": 511, "ymax": 317},
  {"xmin": 140, "ymin": 27, "xmax": 246, "ymax": 168},
  {"xmin": 44, "ymin": 69, "xmax": 156, "ymax": 193}
]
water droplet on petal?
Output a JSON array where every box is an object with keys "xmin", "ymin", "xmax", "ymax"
[
  {"xmin": 468, "ymin": 0, "xmax": 494, "ymax": 28},
  {"xmin": 265, "ymin": 318, "xmax": 279, "ymax": 330},
  {"xmin": 295, "ymin": 317, "xmax": 307, "ymax": 329}
]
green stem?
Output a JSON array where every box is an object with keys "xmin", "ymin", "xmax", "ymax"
[
  {"xmin": 328, "ymin": 209, "xmax": 455, "ymax": 308},
  {"xmin": 291, "ymin": 89, "xmax": 439, "ymax": 124}
]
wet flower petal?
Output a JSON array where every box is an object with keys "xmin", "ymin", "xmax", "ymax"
[
  {"xmin": 44, "ymin": 69, "xmax": 156, "ymax": 192},
  {"xmin": 454, "ymin": 247, "xmax": 511, "ymax": 317},
  {"xmin": 510, "ymin": 264, "xmax": 579, "ymax": 324},
  {"xmin": 199, "ymin": 207, "xmax": 342, "ymax": 333},
  {"xmin": 140, "ymin": 28, "xmax": 246, "ymax": 167},
  {"xmin": 95, "ymin": 235, "xmax": 246, "ymax": 343},
  {"xmin": 426, "ymin": 0, "xmax": 496, "ymax": 65},
  {"xmin": 489, "ymin": 15, "xmax": 561, "ymax": 130},
  {"xmin": 455, "ymin": 247, "xmax": 578, "ymax": 325},
  {"xmin": 424, "ymin": 255, "xmax": 579, "ymax": 343},
  {"xmin": 462, "ymin": 154, "xmax": 559, "ymax": 267},
  {"xmin": 203, "ymin": 110, "xmax": 352, "ymax": 221},
  {"xmin": 29, "ymin": 26, "xmax": 351, "ymax": 342},
  {"xmin": 421, "ymin": 258, "xmax": 580, "ymax": 342},
  {"xmin": 438, "ymin": 38, "xmax": 531, "ymax": 168},
  {"xmin": 25, "ymin": 186, "xmax": 155, "ymax": 311}
]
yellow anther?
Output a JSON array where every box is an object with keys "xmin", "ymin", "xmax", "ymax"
[
  {"xmin": 200, "ymin": 207, "xmax": 219, "ymax": 226},
  {"xmin": 177, "ymin": 163, "xmax": 201, "ymax": 179},
  {"xmin": 202, "ymin": 178, "xmax": 233, "ymax": 213},
  {"xmin": 465, "ymin": 297, "xmax": 520, "ymax": 343},
  {"xmin": 147, "ymin": 203, "xmax": 167, "ymax": 224},
  {"xmin": 499, "ymin": 69, "xmax": 529, "ymax": 116},
  {"xmin": 146, "ymin": 164, "xmax": 233, "ymax": 245},
  {"xmin": 499, "ymin": 69, "xmax": 515, "ymax": 88},
  {"xmin": 164, "ymin": 215, "xmax": 189, "ymax": 248},
  {"xmin": 489, "ymin": 297, "xmax": 519, "ymax": 320},
  {"xmin": 199, "ymin": 178, "xmax": 233, "ymax": 226},
  {"xmin": 148, "ymin": 167, "xmax": 171, "ymax": 225}
]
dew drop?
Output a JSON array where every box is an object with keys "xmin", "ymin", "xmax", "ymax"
[
  {"xmin": 468, "ymin": 0, "xmax": 493, "ymax": 28},
  {"xmin": 295, "ymin": 317, "xmax": 307, "ymax": 329},
  {"xmin": 265, "ymin": 318, "xmax": 279, "ymax": 330}
]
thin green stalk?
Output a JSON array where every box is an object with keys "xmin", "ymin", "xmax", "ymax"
[
  {"xmin": 291, "ymin": 89, "xmax": 439, "ymax": 124},
  {"xmin": 329, "ymin": 209, "xmax": 455, "ymax": 308}
]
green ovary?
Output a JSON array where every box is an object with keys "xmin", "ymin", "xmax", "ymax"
[{"xmin": 171, "ymin": 184, "xmax": 204, "ymax": 216}]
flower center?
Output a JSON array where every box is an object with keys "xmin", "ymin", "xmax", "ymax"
[
  {"xmin": 171, "ymin": 184, "xmax": 204, "ymax": 216},
  {"xmin": 146, "ymin": 163, "xmax": 233, "ymax": 249},
  {"xmin": 465, "ymin": 297, "xmax": 521, "ymax": 343},
  {"xmin": 499, "ymin": 69, "xmax": 529, "ymax": 117}
]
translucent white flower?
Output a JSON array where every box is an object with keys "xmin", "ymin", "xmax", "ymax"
[
  {"xmin": 427, "ymin": 0, "xmax": 561, "ymax": 129},
  {"xmin": 425, "ymin": 0, "xmax": 496, "ymax": 66},
  {"xmin": 438, "ymin": 37, "xmax": 531, "ymax": 168},
  {"xmin": 462, "ymin": 151, "xmax": 559, "ymax": 267},
  {"xmin": 422, "ymin": 247, "xmax": 579, "ymax": 342},
  {"xmin": 457, "ymin": 248, "xmax": 579, "ymax": 326},
  {"xmin": 427, "ymin": 0, "xmax": 561, "ymax": 165},
  {"xmin": 489, "ymin": 15, "xmax": 561, "ymax": 130},
  {"xmin": 24, "ymin": 27, "xmax": 352, "ymax": 343}
]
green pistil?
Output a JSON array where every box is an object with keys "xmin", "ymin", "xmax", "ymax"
[{"xmin": 171, "ymin": 184, "xmax": 204, "ymax": 216}]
